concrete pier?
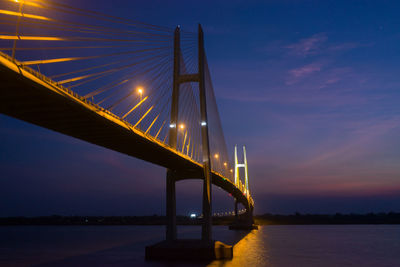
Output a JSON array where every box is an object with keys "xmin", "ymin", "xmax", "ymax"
[{"xmin": 145, "ymin": 239, "xmax": 233, "ymax": 261}]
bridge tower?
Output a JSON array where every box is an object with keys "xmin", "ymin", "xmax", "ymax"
[
  {"xmin": 146, "ymin": 24, "xmax": 232, "ymax": 261},
  {"xmin": 165, "ymin": 24, "xmax": 213, "ymax": 241},
  {"xmin": 234, "ymin": 145, "xmax": 249, "ymax": 196},
  {"xmin": 230, "ymin": 145, "xmax": 258, "ymax": 230}
]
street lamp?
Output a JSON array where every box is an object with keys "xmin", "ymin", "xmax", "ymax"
[
  {"xmin": 137, "ymin": 86, "xmax": 144, "ymax": 101},
  {"xmin": 137, "ymin": 86, "xmax": 144, "ymax": 126},
  {"xmin": 178, "ymin": 123, "xmax": 186, "ymax": 151}
]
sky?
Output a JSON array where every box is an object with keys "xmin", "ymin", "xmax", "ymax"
[{"xmin": 1, "ymin": 0, "xmax": 400, "ymax": 216}]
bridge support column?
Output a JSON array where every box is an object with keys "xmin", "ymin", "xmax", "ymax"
[
  {"xmin": 164, "ymin": 25, "xmax": 181, "ymax": 241},
  {"xmin": 229, "ymin": 204, "xmax": 258, "ymax": 230},
  {"xmin": 245, "ymin": 205, "xmax": 255, "ymax": 225}
]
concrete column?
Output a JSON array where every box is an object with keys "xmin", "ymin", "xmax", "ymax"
[
  {"xmin": 198, "ymin": 24, "xmax": 212, "ymax": 241},
  {"xmin": 246, "ymin": 205, "xmax": 254, "ymax": 224},
  {"xmin": 165, "ymin": 26, "xmax": 181, "ymax": 241}
]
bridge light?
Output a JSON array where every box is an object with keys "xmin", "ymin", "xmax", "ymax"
[
  {"xmin": 137, "ymin": 87, "xmax": 144, "ymax": 122},
  {"xmin": 230, "ymin": 169, "xmax": 233, "ymax": 173},
  {"xmin": 169, "ymin": 123, "xmax": 176, "ymax": 128},
  {"xmin": 201, "ymin": 121, "xmax": 207, "ymax": 126},
  {"xmin": 190, "ymin": 213, "xmax": 196, "ymax": 218},
  {"xmin": 179, "ymin": 123, "xmax": 185, "ymax": 130},
  {"xmin": 214, "ymin": 153, "xmax": 219, "ymax": 159},
  {"xmin": 223, "ymin": 162, "xmax": 227, "ymax": 167}
]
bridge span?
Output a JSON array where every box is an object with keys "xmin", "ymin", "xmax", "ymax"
[
  {"xmin": 0, "ymin": 51, "xmax": 254, "ymax": 219},
  {"xmin": 0, "ymin": 1, "xmax": 256, "ymax": 259}
]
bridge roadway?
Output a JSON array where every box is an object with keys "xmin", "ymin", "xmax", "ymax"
[{"xmin": 0, "ymin": 52, "xmax": 254, "ymax": 210}]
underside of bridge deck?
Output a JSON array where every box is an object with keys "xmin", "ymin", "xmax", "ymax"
[{"xmin": 0, "ymin": 60, "xmax": 253, "ymax": 210}]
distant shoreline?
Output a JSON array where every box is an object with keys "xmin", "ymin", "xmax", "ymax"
[{"xmin": 1, "ymin": 213, "xmax": 399, "ymax": 225}]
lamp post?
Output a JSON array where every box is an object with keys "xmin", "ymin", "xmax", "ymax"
[
  {"xmin": 179, "ymin": 123, "xmax": 185, "ymax": 151},
  {"xmin": 137, "ymin": 86, "xmax": 143, "ymax": 128}
]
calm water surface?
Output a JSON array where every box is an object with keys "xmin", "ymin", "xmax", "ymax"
[{"xmin": 0, "ymin": 225, "xmax": 399, "ymax": 266}]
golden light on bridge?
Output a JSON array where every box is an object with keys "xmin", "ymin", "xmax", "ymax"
[
  {"xmin": 179, "ymin": 123, "xmax": 185, "ymax": 130},
  {"xmin": 136, "ymin": 86, "xmax": 144, "ymax": 126},
  {"xmin": 224, "ymin": 162, "xmax": 227, "ymax": 167},
  {"xmin": 214, "ymin": 153, "xmax": 219, "ymax": 159}
]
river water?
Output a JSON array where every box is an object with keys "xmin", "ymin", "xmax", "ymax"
[{"xmin": 0, "ymin": 225, "xmax": 399, "ymax": 266}]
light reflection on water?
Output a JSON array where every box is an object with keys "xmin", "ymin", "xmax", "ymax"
[
  {"xmin": 210, "ymin": 225, "xmax": 400, "ymax": 267},
  {"xmin": 1, "ymin": 225, "xmax": 399, "ymax": 266},
  {"xmin": 208, "ymin": 228, "xmax": 270, "ymax": 267}
]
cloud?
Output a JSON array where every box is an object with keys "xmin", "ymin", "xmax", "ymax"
[
  {"xmin": 285, "ymin": 33, "xmax": 327, "ymax": 57},
  {"xmin": 328, "ymin": 42, "xmax": 373, "ymax": 52},
  {"xmin": 286, "ymin": 62, "xmax": 323, "ymax": 84},
  {"xmin": 215, "ymin": 61, "xmax": 383, "ymax": 110},
  {"xmin": 294, "ymin": 116, "xmax": 400, "ymax": 169},
  {"xmin": 328, "ymin": 42, "xmax": 360, "ymax": 51},
  {"xmin": 263, "ymin": 33, "xmax": 363, "ymax": 59},
  {"xmin": 289, "ymin": 63, "xmax": 322, "ymax": 78}
]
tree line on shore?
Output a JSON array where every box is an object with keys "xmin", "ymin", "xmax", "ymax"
[
  {"xmin": 256, "ymin": 212, "xmax": 400, "ymax": 224},
  {"xmin": 1, "ymin": 212, "xmax": 399, "ymax": 225}
]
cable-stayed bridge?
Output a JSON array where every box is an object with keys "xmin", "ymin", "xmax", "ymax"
[{"xmin": 0, "ymin": 0, "xmax": 255, "ymax": 259}]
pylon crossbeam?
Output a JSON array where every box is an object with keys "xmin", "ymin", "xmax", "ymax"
[{"xmin": 178, "ymin": 74, "xmax": 199, "ymax": 84}]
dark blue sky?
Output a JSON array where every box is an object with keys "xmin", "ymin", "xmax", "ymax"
[{"xmin": 1, "ymin": 0, "xmax": 400, "ymax": 216}]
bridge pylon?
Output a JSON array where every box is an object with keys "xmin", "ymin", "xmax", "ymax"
[
  {"xmin": 164, "ymin": 24, "xmax": 213, "ymax": 241},
  {"xmin": 164, "ymin": 25, "xmax": 181, "ymax": 242},
  {"xmin": 234, "ymin": 145, "xmax": 249, "ymax": 196},
  {"xmin": 230, "ymin": 145, "xmax": 258, "ymax": 230},
  {"xmin": 146, "ymin": 25, "xmax": 233, "ymax": 261}
]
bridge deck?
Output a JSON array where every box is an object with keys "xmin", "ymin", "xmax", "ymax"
[{"xmin": 0, "ymin": 52, "xmax": 253, "ymax": 209}]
